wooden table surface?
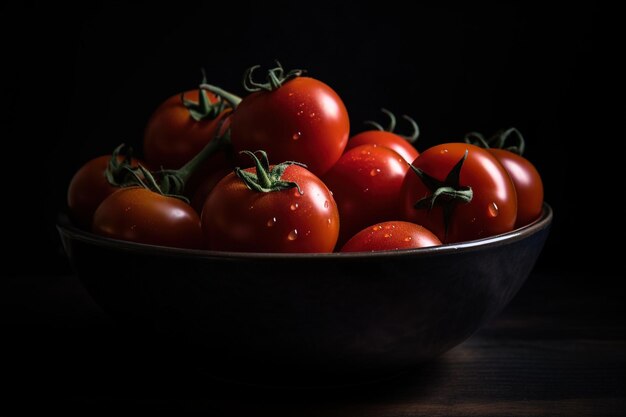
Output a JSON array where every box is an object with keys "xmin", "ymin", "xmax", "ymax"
[{"xmin": 2, "ymin": 270, "xmax": 624, "ymax": 415}]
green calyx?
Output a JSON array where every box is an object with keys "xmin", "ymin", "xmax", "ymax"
[
  {"xmin": 410, "ymin": 150, "xmax": 473, "ymax": 237},
  {"xmin": 182, "ymin": 69, "xmax": 228, "ymax": 122},
  {"xmin": 115, "ymin": 122, "xmax": 232, "ymax": 202},
  {"xmin": 104, "ymin": 144, "xmax": 136, "ymax": 186},
  {"xmin": 243, "ymin": 61, "xmax": 304, "ymax": 92},
  {"xmin": 464, "ymin": 127, "xmax": 525, "ymax": 155},
  {"xmin": 235, "ymin": 150, "xmax": 306, "ymax": 194},
  {"xmin": 364, "ymin": 108, "xmax": 420, "ymax": 144}
]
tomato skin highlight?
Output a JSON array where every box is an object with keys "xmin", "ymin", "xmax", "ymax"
[
  {"xmin": 93, "ymin": 188, "xmax": 203, "ymax": 249},
  {"xmin": 487, "ymin": 148, "xmax": 544, "ymax": 228},
  {"xmin": 143, "ymin": 89, "xmax": 231, "ymax": 171},
  {"xmin": 67, "ymin": 155, "xmax": 139, "ymax": 229},
  {"xmin": 400, "ymin": 143, "xmax": 517, "ymax": 243},
  {"xmin": 229, "ymin": 77, "xmax": 349, "ymax": 177},
  {"xmin": 346, "ymin": 130, "xmax": 419, "ymax": 163},
  {"xmin": 323, "ymin": 144, "xmax": 410, "ymax": 247},
  {"xmin": 341, "ymin": 221, "xmax": 441, "ymax": 253},
  {"xmin": 201, "ymin": 165, "xmax": 339, "ymax": 253}
]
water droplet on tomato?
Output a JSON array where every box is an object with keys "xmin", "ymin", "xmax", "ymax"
[
  {"xmin": 488, "ymin": 202, "xmax": 499, "ymax": 218},
  {"xmin": 293, "ymin": 189, "xmax": 302, "ymax": 197},
  {"xmin": 287, "ymin": 229, "xmax": 298, "ymax": 241},
  {"xmin": 267, "ymin": 217, "xmax": 277, "ymax": 227},
  {"xmin": 290, "ymin": 203, "xmax": 299, "ymax": 211},
  {"xmin": 327, "ymin": 218, "xmax": 332, "ymax": 226},
  {"xmin": 440, "ymin": 149, "xmax": 448, "ymax": 154},
  {"xmin": 363, "ymin": 188, "xmax": 369, "ymax": 193},
  {"xmin": 370, "ymin": 168, "xmax": 381, "ymax": 176},
  {"xmin": 292, "ymin": 131, "xmax": 301, "ymax": 141},
  {"xmin": 404, "ymin": 236, "xmax": 412, "ymax": 242},
  {"xmin": 360, "ymin": 149, "xmax": 371, "ymax": 155},
  {"xmin": 384, "ymin": 233, "xmax": 392, "ymax": 238},
  {"xmin": 372, "ymin": 225, "xmax": 382, "ymax": 231},
  {"xmin": 309, "ymin": 112, "xmax": 316, "ymax": 118},
  {"xmin": 296, "ymin": 110, "xmax": 304, "ymax": 116},
  {"xmin": 324, "ymin": 200, "xmax": 329, "ymax": 209}
]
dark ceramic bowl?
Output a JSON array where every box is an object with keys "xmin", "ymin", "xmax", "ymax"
[{"xmin": 58, "ymin": 204, "xmax": 552, "ymax": 385}]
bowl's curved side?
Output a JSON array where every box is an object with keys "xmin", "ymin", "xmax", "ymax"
[{"xmin": 58, "ymin": 206, "xmax": 552, "ymax": 384}]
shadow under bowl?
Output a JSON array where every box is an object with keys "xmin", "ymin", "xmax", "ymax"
[{"xmin": 57, "ymin": 204, "xmax": 552, "ymax": 385}]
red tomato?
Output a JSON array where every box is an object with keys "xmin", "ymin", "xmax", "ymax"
[
  {"xmin": 346, "ymin": 110, "xmax": 420, "ymax": 163},
  {"xmin": 230, "ymin": 76, "xmax": 350, "ymax": 176},
  {"xmin": 341, "ymin": 221, "xmax": 441, "ymax": 253},
  {"xmin": 93, "ymin": 187, "xmax": 203, "ymax": 249},
  {"xmin": 144, "ymin": 89, "xmax": 232, "ymax": 171},
  {"xmin": 400, "ymin": 143, "xmax": 517, "ymax": 243},
  {"xmin": 67, "ymin": 153, "xmax": 139, "ymax": 229},
  {"xmin": 346, "ymin": 130, "xmax": 419, "ymax": 164},
  {"xmin": 488, "ymin": 148, "xmax": 543, "ymax": 227},
  {"xmin": 323, "ymin": 144, "xmax": 410, "ymax": 246},
  {"xmin": 201, "ymin": 154, "xmax": 339, "ymax": 253}
]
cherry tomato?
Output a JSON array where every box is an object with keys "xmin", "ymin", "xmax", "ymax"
[
  {"xmin": 323, "ymin": 144, "xmax": 410, "ymax": 246},
  {"xmin": 230, "ymin": 76, "xmax": 350, "ymax": 176},
  {"xmin": 67, "ymin": 153, "xmax": 139, "ymax": 229},
  {"xmin": 201, "ymin": 154, "xmax": 339, "ymax": 253},
  {"xmin": 341, "ymin": 221, "xmax": 441, "ymax": 253},
  {"xmin": 346, "ymin": 110, "xmax": 420, "ymax": 163},
  {"xmin": 487, "ymin": 149, "xmax": 543, "ymax": 228},
  {"xmin": 346, "ymin": 130, "xmax": 419, "ymax": 164},
  {"xmin": 400, "ymin": 143, "xmax": 517, "ymax": 243},
  {"xmin": 144, "ymin": 88, "xmax": 231, "ymax": 170},
  {"xmin": 92, "ymin": 187, "xmax": 203, "ymax": 249}
]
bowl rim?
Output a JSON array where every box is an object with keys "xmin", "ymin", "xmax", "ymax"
[{"xmin": 57, "ymin": 203, "xmax": 552, "ymax": 260}]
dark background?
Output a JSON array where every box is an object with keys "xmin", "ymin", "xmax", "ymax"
[{"xmin": 0, "ymin": 4, "xmax": 622, "ymax": 275}]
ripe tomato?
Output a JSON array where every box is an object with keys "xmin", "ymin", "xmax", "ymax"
[
  {"xmin": 229, "ymin": 72, "xmax": 350, "ymax": 176},
  {"xmin": 201, "ymin": 152, "xmax": 339, "ymax": 253},
  {"xmin": 341, "ymin": 221, "xmax": 441, "ymax": 253},
  {"xmin": 323, "ymin": 144, "xmax": 410, "ymax": 246},
  {"xmin": 144, "ymin": 88, "xmax": 232, "ymax": 170},
  {"xmin": 67, "ymin": 151, "xmax": 139, "ymax": 229},
  {"xmin": 345, "ymin": 110, "xmax": 419, "ymax": 163},
  {"xmin": 92, "ymin": 187, "xmax": 203, "ymax": 249},
  {"xmin": 400, "ymin": 143, "xmax": 517, "ymax": 243},
  {"xmin": 488, "ymin": 148, "xmax": 543, "ymax": 228}
]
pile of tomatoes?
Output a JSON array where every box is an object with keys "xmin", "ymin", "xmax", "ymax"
[{"xmin": 67, "ymin": 63, "xmax": 544, "ymax": 253}]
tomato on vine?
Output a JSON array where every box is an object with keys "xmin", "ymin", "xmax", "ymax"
[
  {"xmin": 400, "ymin": 143, "xmax": 517, "ymax": 243},
  {"xmin": 67, "ymin": 145, "xmax": 140, "ymax": 228},
  {"xmin": 201, "ymin": 151, "xmax": 339, "ymax": 253},
  {"xmin": 200, "ymin": 62, "xmax": 350, "ymax": 176},
  {"xmin": 465, "ymin": 128, "xmax": 544, "ymax": 228},
  {"xmin": 143, "ymin": 71, "xmax": 232, "ymax": 171},
  {"xmin": 346, "ymin": 108, "xmax": 420, "ymax": 163}
]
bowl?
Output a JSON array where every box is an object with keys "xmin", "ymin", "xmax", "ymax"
[{"xmin": 57, "ymin": 204, "xmax": 552, "ymax": 385}]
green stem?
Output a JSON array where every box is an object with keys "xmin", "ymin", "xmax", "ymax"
[{"xmin": 199, "ymin": 83, "xmax": 242, "ymax": 108}]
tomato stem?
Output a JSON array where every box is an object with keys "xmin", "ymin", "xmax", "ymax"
[
  {"xmin": 235, "ymin": 150, "xmax": 306, "ymax": 194},
  {"xmin": 104, "ymin": 144, "xmax": 136, "ymax": 186},
  {"xmin": 363, "ymin": 108, "xmax": 420, "ymax": 144},
  {"xmin": 409, "ymin": 150, "xmax": 473, "ymax": 237},
  {"xmin": 199, "ymin": 84, "xmax": 242, "ymax": 108},
  {"xmin": 465, "ymin": 128, "xmax": 526, "ymax": 155},
  {"xmin": 181, "ymin": 69, "xmax": 229, "ymax": 121},
  {"xmin": 242, "ymin": 61, "xmax": 304, "ymax": 92}
]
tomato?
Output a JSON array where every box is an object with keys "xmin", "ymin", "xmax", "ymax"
[
  {"xmin": 345, "ymin": 110, "xmax": 419, "ymax": 163},
  {"xmin": 323, "ymin": 144, "xmax": 410, "ymax": 246},
  {"xmin": 347, "ymin": 130, "xmax": 419, "ymax": 164},
  {"xmin": 67, "ymin": 151, "xmax": 139, "ymax": 229},
  {"xmin": 341, "ymin": 221, "xmax": 441, "ymax": 253},
  {"xmin": 201, "ymin": 152, "xmax": 339, "ymax": 253},
  {"xmin": 229, "ymin": 71, "xmax": 350, "ymax": 176},
  {"xmin": 144, "ymin": 88, "xmax": 232, "ymax": 171},
  {"xmin": 400, "ymin": 143, "xmax": 517, "ymax": 243},
  {"xmin": 488, "ymin": 148, "xmax": 543, "ymax": 228},
  {"xmin": 92, "ymin": 187, "xmax": 203, "ymax": 249}
]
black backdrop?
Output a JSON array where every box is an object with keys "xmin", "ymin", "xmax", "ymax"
[{"xmin": 1, "ymin": 3, "xmax": 622, "ymax": 277}]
